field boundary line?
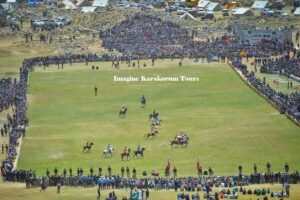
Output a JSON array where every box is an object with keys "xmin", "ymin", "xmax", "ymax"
[
  {"xmin": 227, "ymin": 61, "xmax": 300, "ymax": 128},
  {"xmin": 12, "ymin": 135, "xmax": 22, "ymax": 170}
]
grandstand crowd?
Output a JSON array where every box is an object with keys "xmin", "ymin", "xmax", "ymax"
[
  {"xmin": 260, "ymin": 54, "xmax": 300, "ymax": 79},
  {"xmin": 1, "ymin": 165, "xmax": 298, "ymax": 199},
  {"xmin": 1, "ymin": 15, "xmax": 300, "ymax": 194}
]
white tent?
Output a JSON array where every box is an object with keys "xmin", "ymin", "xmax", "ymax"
[
  {"xmin": 6, "ymin": 0, "xmax": 16, "ymax": 9},
  {"xmin": 197, "ymin": 0, "xmax": 210, "ymax": 8},
  {"xmin": 206, "ymin": 2, "xmax": 222, "ymax": 11},
  {"xmin": 92, "ymin": 0, "xmax": 108, "ymax": 7},
  {"xmin": 251, "ymin": 1, "xmax": 269, "ymax": 9},
  {"xmin": 294, "ymin": 7, "xmax": 300, "ymax": 16},
  {"xmin": 179, "ymin": 12, "xmax": 196, "ymax": 20},
  {"xmin": 1, "ymin": 3, "xmax": 9, "ymax": 10},
  {"xmin": 81, "ymin": 6, "xmax": 97, "ymax": 13},
  {"xmin": 232, "ymin": 7, "xmax": 254, "ymax": 16},
  {"xmin": 62, "ymin": 0, "xmax": 77, "ymax": 9}
]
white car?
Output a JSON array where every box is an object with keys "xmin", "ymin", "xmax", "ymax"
[
  {"xmin": 53, "ymin": 17, "xmax": 71, "ymax": 26},
  {"xmin": 32, "ymin": 19, "xmax": 46, "ymax": 26}
]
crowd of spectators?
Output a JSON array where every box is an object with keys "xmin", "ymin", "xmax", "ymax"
[
  {"xmin": 0, "ymin": 14, "xmax": 300, "ymax": 192},
  {"xmin": 260, "ymin": 53, "xmax": 300, "ymax": 79},
  {"xmin": 1, "ymin": 165, "xmax": 299, "ymax": 198},
  {"xmin": 231, "ymin": 57, "xmax": 300, "ymax": 122},
  {"xmin": 0, "ymin": 78, "xmax": 15, "ymax": 112},
  {"xmin": 0, "ymin": 66, "xmax": 28, "ymax": 178},
  {"xmin": 101, "ymin": 13, "xmax": 191, "ymax": 59},
  {"xmin": 101, "ymin": 14, "xmax": 291, "ymax": 61}
]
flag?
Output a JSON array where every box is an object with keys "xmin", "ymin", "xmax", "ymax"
[
  {"xmin": 239, "ymin": 50, "xmax": 246, "ymax": 57},
  {"xmin": 166, "ymin": 159, "xmax": 171, "ymax": 170}
]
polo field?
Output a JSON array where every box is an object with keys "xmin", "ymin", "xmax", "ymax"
[{"xmin": 16, "ymin": 59, "xmax": 300, "ymax": 177}]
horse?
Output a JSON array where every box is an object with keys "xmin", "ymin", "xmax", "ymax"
[
  {"xmin": 132, "ymin": 147, "xmax": 146, "ymax": 158},
  {"xmin": 149, "ymin": 111, "xmax": 158, "ymax": 121},
  {"xmin": 83, "ymin": 142, "xmax": 94, "ymax": 152},
  {"xmin": 151, "ymin": 117, "xmax": 161, "ymax": 126},
  {"xmin": 175, "ymin": 134, "xmax": 189, "ymax": 142},
  {"xmin": 144, "ymin": 130, "xmax": 158, "ymax": 139},
  {"xmin": 170, "ymin": 139, "xmax": 188, "ymax": 147},
  {"xmin": 121, "ymin": 148, "xmax": 131, "ymax": 161},
  {"xmin": 119, "ymin": 107, "xmax": 127, "ymax": 118},
  {"xmin": 103, "ymin": 147, "xmax": 114, "ymax": 158}
]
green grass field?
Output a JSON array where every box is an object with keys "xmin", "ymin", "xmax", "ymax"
[{"xmin": 16, "ymin": 59, "xmax": 300, "ymax": 177}]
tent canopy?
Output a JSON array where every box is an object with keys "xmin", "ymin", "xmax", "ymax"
[
  {"xmin": 179, "ymin": 12, "xmax": 196, "ymax": 20},
  {"xmin": 197, "ymin": 0, "xmax": 210, "ymax": 8},
  {"xmin": 294, "ymin": 7, "xmax": 300, "ymax": 15},
  {"xmin": 225, "ymin": 2, "xmax": 237, "ymax": 9},
  {"xmin": 81, "ymin": 6, "xmax": 97, "ymax": 12},
  {"xmin": 206, "ymin": 2, "xmax": 222, "ymax": 11},
  {"xmin": 92, "ymin": 0, "xmax": 108, "ymax": 7},
  {"xmin": 251, "ymin": 1, "xmax": 269, "ymax": 9},
  {"xmin": 232, "ymin": 7, "xmax": 254, "ymax": 15},
  {"xmin": 62, "ymin": 0, "xmax": 77, "ymax": 9}
]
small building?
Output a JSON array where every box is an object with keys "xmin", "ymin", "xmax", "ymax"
[
  {"xmin": 225, "ymin": 1, "xmax": 237, "ymax": 10},
  {"xmin": 180, "ymin": 12, "xmax": 196, "ymax": 20},
  {"xmin": 206, "ymin": 2, "xmax": 222, "ymax": 11},
  {"xmin": 6, "ymin": 0, "xmax": 16, "ymax": 9},
  {"xmin": 62, "ymin": 0, "xmax": 77, "ymax": 9},
  {"xmin": 251, "ymin": 1, "xmax": 269, "ymax": 9},
  {"xmin": 197, "ymin": 0, "xmax": 210, "ymax": 9},
  {"xmin": 92, "ymin": 0, "xmax": 108, "ymax": 7},
  {"xmin": 81, "ymin": 6, "xmax": 97, "ymax": 13},
  {"xmin": 233, "ymin": 27, "xmax": 293, "ymax": 44},
  {"xmin": 294, "ymin": 7, "xmax": 300, "ymax": 16},
  {"xmin": 232, "ymin": 7, "xmax": 254, "ymax": 16}
]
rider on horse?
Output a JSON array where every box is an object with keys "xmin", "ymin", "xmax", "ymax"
[
  {"xmin": 107, "ymin": 144, "xmax": 111, "ymax": 151},
  {"xmin": 136, "ymin": 145, "xmax": 142, "ymax": 153},
  {"xmin": 152, "ymin": 109, "xmax": 156, "ymax": 117},
  {"xmin": 124, "ymin": 146, "xmax": 128, "ymax": 154},
  {"xmin": 149, "ymin": 124, "xmax": 156, "ymax": 133},
  {"xmin": 175, "ymin": 132, "xmax": 189, "ymax": 142}
]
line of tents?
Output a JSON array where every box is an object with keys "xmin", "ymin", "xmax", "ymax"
[
  {"xmin": 0, "ymin": 0, "xmax": 110, "ymax": 12},
  {"xmin": 194, "ymin": 0, "xmax": 300, "ymax": 16},
  {"xmin": 1, "ymin": 0, "xmax": 300, "ymax": 16}
]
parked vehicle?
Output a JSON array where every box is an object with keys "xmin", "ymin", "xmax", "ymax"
[
  {"xmin": 31, "ymin": 19, "xmax": 47, "ymax": 26},
  {"xmin": 176, "ymin": 9, "xmax": 186, "ymax": 15},
  {"xmin": 222, "ymin": 9, "xmax": 229, "ymax": 16},
  {"xmin": 197, "ymin": 8, "xmax": 206, "ymax": 16},
  {"xmin": 274, "ymin": 10, "xmax": 288, "ymax": 17},
  {"xmin": 201, "ymin": 12, "xmax": 214, "ymax": 20},
  {"xmin": 53, "ymin": 17, "xmax": 71, "ymax": 26}
]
